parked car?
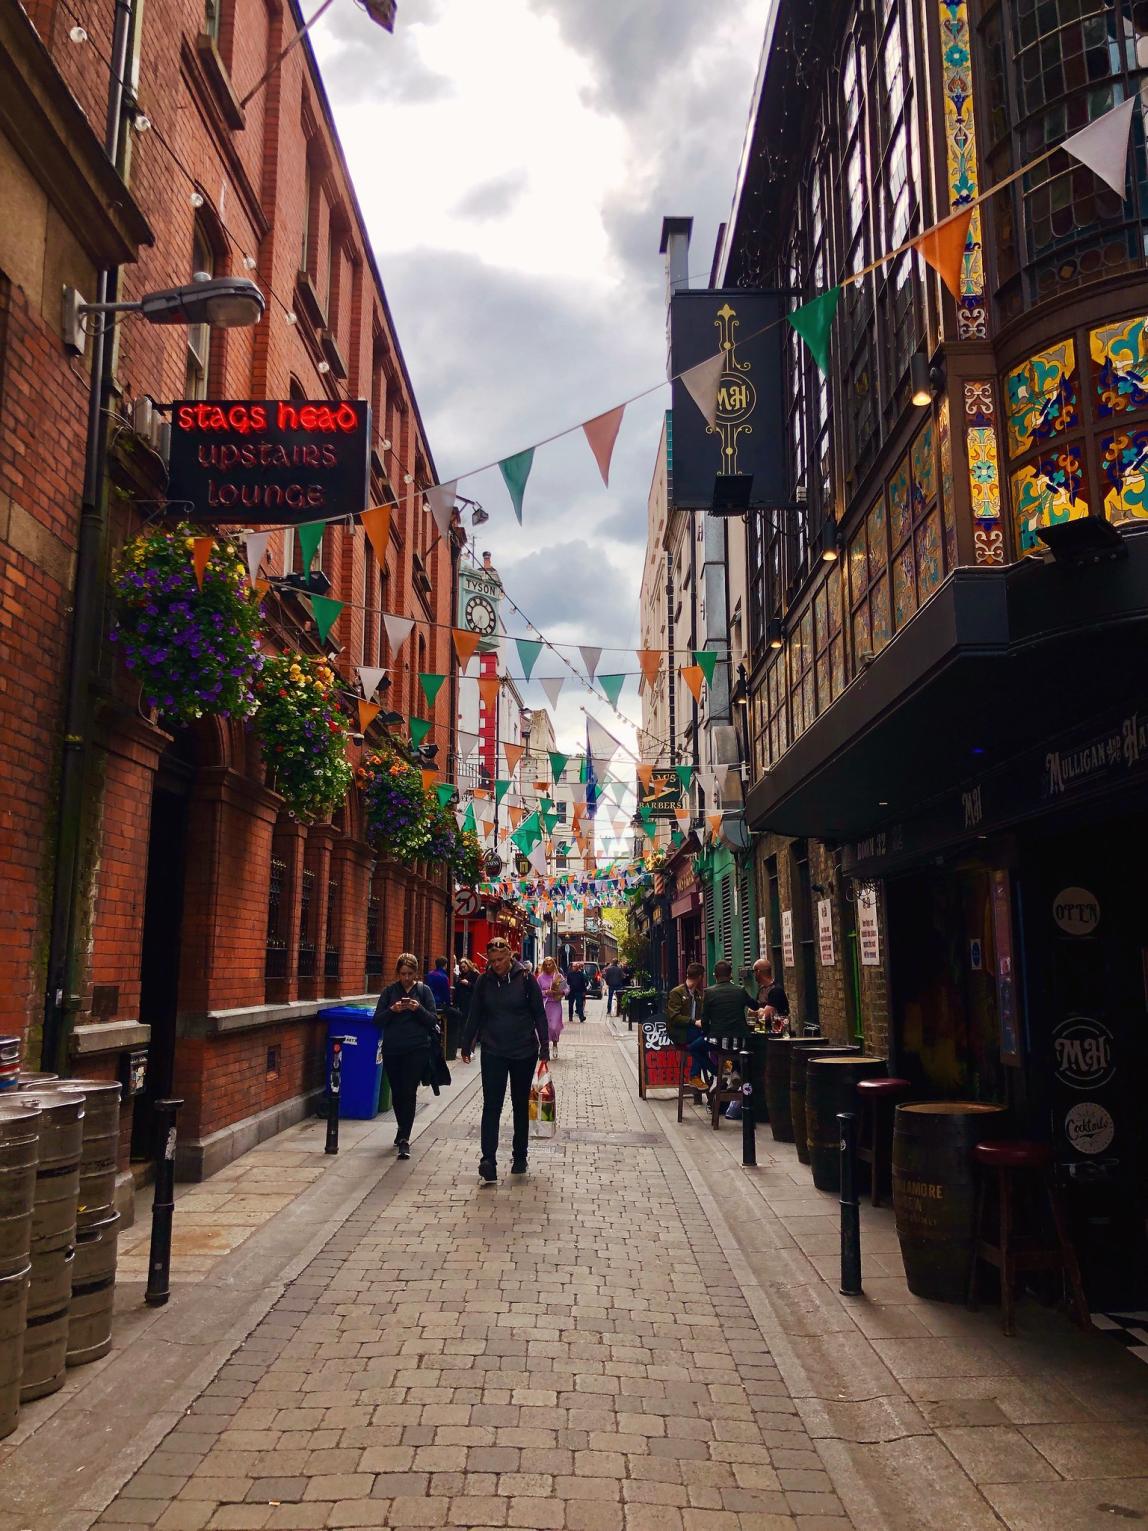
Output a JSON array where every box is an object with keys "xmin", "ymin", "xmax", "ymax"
[{"xmin": 583, "ymin": 962, "xmax": 603, "ymax": 998}]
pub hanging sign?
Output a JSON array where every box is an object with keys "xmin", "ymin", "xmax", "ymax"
[{"xmin": 166, "ymin": 399, "xmax": 371, "ymax": 524}]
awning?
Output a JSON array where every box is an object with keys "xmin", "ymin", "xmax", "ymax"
[{"xmin": 745, "ymin": 527, "xmax": 1148, "ymax": 845}]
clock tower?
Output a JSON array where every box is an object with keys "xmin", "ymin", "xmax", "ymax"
[{"xmin": 457, "ymin": 551, "xmax": 503, "ymax": 654}]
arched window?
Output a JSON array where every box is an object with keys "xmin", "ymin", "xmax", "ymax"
[{"xmin": 184, "ymin": 219, "xmax": 215, "ymax": 400}]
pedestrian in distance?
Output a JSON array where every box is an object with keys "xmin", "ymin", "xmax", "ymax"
[
  {"xmin": 454, "ymin": 957, "xmax": 478, "ymax": 1019},
  {"xmin": 538, "ymin": 955, "xmax": 566, "ymax": 1056},
  {"xmin": 461, "ymin": 938, "xmax": 549, "ymax": 1184},
  {"xmin": 565, "ymin": 960, "xmax": 588, "ymax": 1023},
  {"xmin": 374, "ymin": 952, "xmax": 439, "ymax": 1160},
  {"xmin": 603, "ymin": 959, "xmax": 626, "ymax": 1016},
  {"xmin": 425, "ymin": 955, "xmax": 451, "ymax": 1011}
]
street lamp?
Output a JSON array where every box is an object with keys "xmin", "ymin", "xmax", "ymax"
[{"xmin": 62, "ymin": 274, "xmax": 266, "ymax": 354}]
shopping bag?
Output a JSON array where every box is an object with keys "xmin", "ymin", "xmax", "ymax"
[{"xmin": 528, "ymin": 1061, "xmax": 557, "ymax": 1138}]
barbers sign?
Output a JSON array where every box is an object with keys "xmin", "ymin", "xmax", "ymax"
[{"xmin": 167, "ymin": 399, "xmax": 370, "ymax": 523}]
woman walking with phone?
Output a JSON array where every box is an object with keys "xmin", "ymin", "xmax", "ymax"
[{"xmin": 374, "ymin": 952, "xmax": 439, "ymax": 1159}]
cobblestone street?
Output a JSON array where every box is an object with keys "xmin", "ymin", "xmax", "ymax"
[{"xmin": 6, "ymin": 1004, "xmax": 1148, "ymax": 1531}]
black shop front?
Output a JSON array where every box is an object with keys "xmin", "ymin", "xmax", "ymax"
[{"xmin": 748, "ymin": 527, "xmax": 1148, "ymax": 1306}]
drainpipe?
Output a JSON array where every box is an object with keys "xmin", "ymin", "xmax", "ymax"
[{"xmin": 42, "ymin": 0, "xmax": 136, "ymax": 1072}]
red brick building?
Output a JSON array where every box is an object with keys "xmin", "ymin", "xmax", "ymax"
[{"xmin": 0, "ymin": 0, "xmax": 454, "ymax": 1194}]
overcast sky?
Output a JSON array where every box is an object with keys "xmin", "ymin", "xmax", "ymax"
[{"xmin": 313, "ymin": 0, "xmax": 768, "ymax": 840}]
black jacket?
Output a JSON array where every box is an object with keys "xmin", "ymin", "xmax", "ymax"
[
  {"xmin": 374, "ymin": 980, "xmax": 438, "ymax": 1056},
  {"xmin": 462, "ymin": 961, "xmax": 549, "ymax": 1061},
  {"xmin": 565, "ymin": 968, "xmax": 588, "ymax": 998}
]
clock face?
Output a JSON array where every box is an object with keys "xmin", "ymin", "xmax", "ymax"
[{"xmin": 465, "ymin": 595, "xmax": 497, "ymax": 635}]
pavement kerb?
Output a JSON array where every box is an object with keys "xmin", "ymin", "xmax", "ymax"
[
  {"xmin": 0, "ymin": 1058, "xmax": 486, "ymax": 1531},
  {"xmin": 611, "ymin": 1026, "xmax": 1007, "ymax": 1531}
]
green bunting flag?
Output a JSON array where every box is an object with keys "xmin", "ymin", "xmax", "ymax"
[
  {"xmin": 435, "ymin": 783, "xmax": 456, "ymax": 807},
  {"xmin": 542, "ymin": 808, "xmax": 560, "ymax": 835},
  {"xmin": 578, "ymin": 755, "xmax": 588, "ymax": 783},
  {"xmin": 599, "ymin": 674, "xmax": 626, "ymax": 708},
  {"xmin": 494, "ymin": 779, "xmax": 511, "ymax": 804},
  {"xmin": 788, "ymin": 287, "xmax": 842, "ymax": 377},
  {"xmin": 309, "ymin": 594, "xmax": 343, "ymax": 643},
  {"xmin": 297, "ymin": 520, "xmax": 325, "ymax": 573},
  {"xmin": 419, "ymin": 672, "xmax": 446, "ymax": 707},
  {"xmin": 641, "ymin": 818, "xmax": 657, "ymax": 842},
  {"xmin": 548, "ymin": 751, "xmax": 569, "ymax": 782},
  {"xmin": 516, "ymin": 637, "xmax": 543, "ymax": 680},
  {"xmin": 462, "ymin": 802, "xmax": 477, "ymax": 835},
  {"xmin": 675, "ymin": 764, "xmax": 694, "ymax": 793},
  {"xmin": 409, "ymin": 717, "xmax": 432, "ymax": 748},
  {"xmin": 511, "ymin": 810, "xmax": 542, "ymax": 851},
  {"xmin": 692, "ymin": 650, "xmax": 718, "ymax": 686},
  {"xmin": 671, "ymin": 829, "xmax": 685, "ymax": 847},
  {"xmin": 499, "ymin": 448, "xmax": 535, "ymax": 524}
]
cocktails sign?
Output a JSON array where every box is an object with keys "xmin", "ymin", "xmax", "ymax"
[{"xmin": 167, "ymin": 399, "xmax": 370, "ymax": 523}]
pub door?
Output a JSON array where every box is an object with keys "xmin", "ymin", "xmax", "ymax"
[
  {"xmin": 1023, "ymin": 813, "xmax": 1148, "ymax": 1308},
  {"xmin": 130, "ymin": 741, "xmax": 191, "ymax": 1159}
]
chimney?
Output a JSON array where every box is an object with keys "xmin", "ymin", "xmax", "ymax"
[
  {"xmin": 482, "ymin": 551, "xmax": 493, "ymax": 570},
  {"xmin": 659, "ymin": 216, "xmax": 693, "ymax": 380}
]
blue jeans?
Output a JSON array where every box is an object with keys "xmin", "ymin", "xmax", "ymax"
[{"xmin": 686, "ymin": 1031, "xmax": 713, "ymax": 1079}]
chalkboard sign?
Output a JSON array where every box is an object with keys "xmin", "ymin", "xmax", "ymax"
[{"xmin": 638, "ymin": 1016, "xmax": 684, "ymax": 1096}]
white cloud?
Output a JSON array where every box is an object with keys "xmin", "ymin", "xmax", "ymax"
[{"xmin": 314, "ymin": 0, "xmax": 770, "ymax": 776}]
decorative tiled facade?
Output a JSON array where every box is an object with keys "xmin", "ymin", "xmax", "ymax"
[
  {"xmin": 1011, "ymin": 449, "xmax": 1089, "ymax": 553},
  {"xmin": 938, "ymin": 0, "xmax": 987, "ymax": 340},
  {"xmin": 964, "ymin": 380, "xmax": 1005, "ymax": 564},
  {"xmin": 1005, "ymin": 340, "xmax": 1078, "ymax": 457},
  {"xmin": 1092, "ymin": 314, "xmax": 1148, "ymax": 417}
]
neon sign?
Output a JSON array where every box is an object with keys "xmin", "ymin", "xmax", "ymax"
[{"xmin": 167, "ymin": 397, "xmax": 370, "ymax": 524}]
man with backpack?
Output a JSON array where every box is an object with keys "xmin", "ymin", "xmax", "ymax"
[{"xmin": 461, "ymin": 938, "xmax": 549, "ymax": 1184}]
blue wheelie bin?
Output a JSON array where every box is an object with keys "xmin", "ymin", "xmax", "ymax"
[{"xmin": 320, "ymin": 1005, "xmax": 381, "ymax": 1119}]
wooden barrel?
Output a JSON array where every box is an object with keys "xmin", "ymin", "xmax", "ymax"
[
  {"xmin": 791, "ymin": 1044, "xmax": 860, "ymax": 1164},
  {"xmin": 0, "ymin": 1262, "xmax": 30, "ymax": 1439},
  {"xmin": 72, "ymin": 1212, "xmax": 119, "ymax": 1289},
  {"xmin": 764, "ymin": 1038, "xmax": 801, "ymax": 1141},
  {"xmin": 892, "ymin": 1102, "xmax": 1008, "ymax": 1302},
  {"xmin": 0, "ymin": 1102, "xmax": 40, "ymax": 1278},
  {"xmin": 66, "ymin": 1278, "xmax": 114, "ymax": 1368},
  {"xmin": 0, "ymin": 1037, "xmax": 20, "ymax": 1094},
  {"xmin": 56, "ymin": 1081, "xmax": 121, "ymax": 1229},
  {"xmin": 806, "ymin": 1056, "xmax": 887, "ymax": 1191}
]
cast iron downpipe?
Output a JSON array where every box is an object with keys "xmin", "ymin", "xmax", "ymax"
[{"xmin": 42, "ymin": 0, "xmax": 136, "ymax": 1072}]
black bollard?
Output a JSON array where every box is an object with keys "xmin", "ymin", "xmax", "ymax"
[
  {"xmin": 739, "ymin": 1047, "xmax": 756, "ymax": 1167},
  {"xmin": 145, "ymin": 1098, "xmax": 184, "ymax": 1307},
  {"xmin": 838, "ymin": 1110, "xmax": 862, "ymax": 1296},
  {"xmin": 325, "ymin": 1038, "xmax": 343, "ymax": 1155}
]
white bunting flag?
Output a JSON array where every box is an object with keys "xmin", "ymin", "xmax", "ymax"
[
  {"xmin": 539, "ymin": 676, "xmax": 565, "ymax": 712},
  {"xmin": 383, "ymin": 613, "xmax": 414, "ymax": 654},
  {"xmin": 586, "ymin": 713, "xmax": 621, "ymax": 761},
  {"xmin": 528, "ymin": 841, "xmax": 548, "ymax": 876},
  {"xmin": 244, "ymin": 530, "xmax": 271, "ymax": 583},
  {"xmin": 357, "ymin": 666, "xmax": 388, "ymax": 700},
  {"xmin": 457, "ymin": 729, "xmax": 480, "ymax": 760},
  {"xmin": 579, "ymin": 645, "xmax": 603, "ymax": 682},
  {"xmin": 1061, "ymin": 97, "xmax": 1137, "ymax": 198},
  {"xmin": 681, "ymin": 352, "xmax": 725, "ymax": 428},
  {"xmin": 425, "ymin": 479, "xmax": 458, "ymax": 537}
]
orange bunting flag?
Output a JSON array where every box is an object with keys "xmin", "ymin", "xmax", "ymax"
[
  {"xmin": 582, "ymin": 404, "xmax": 626, "ymax": 487},
  {"xmin": 254, "ymin": 576, "xmax": 271, "ymax": 601},
  {"xmin": 680, "ymin": 663, "xmax": 705, "ymax": 703},
  {"xmin": 472, "ymin": 788, "xmax": 490, "ymax": 800},
  {"xmin": 452, "ymin": 628, "xmax": 481, "ymax": 668},
  {"xmin": 636, "ymin": 762, "xmax": 656, "ymax": 791},
  {"xmin": 675, "ymin": 807, "xmax": 691, "ymax": 826},
  {"xmin": 707, "ymin": 812, "xmax": 723, "ymax": 840},
  {"xmin": 357, "ymin": 700, "xmax": 381, "ymax": 734},
  {"xmin": 421, "ymin": 769, "xmax": 438, "ymax": 791},
  {"xmin": 478, "ymin": 673, "xmax": 501, "ymax": 709},
  {"xmin": 637, "ymin": 649, "xmax": 662, "ymax": 688},
  {"xmin": 191, "ymin": 536, "xmax": 213, "ymax": 590},
  {"xmin": 503, "ymin": 741, "xmax": 525, "ymax": 777},
  {"xmin": 360, "ymin": 504, "xmax": 392, "ymax": 569},
  {"xmin": 911, "ymin": 206, "xmax": 974, "ymax": 301},
  {"xmin": 508, "ymin": 804, "xmax": 525, "ymax": 829}
]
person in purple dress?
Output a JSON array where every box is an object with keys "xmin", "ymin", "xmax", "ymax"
[{"xmin": 538, "ymin": 956, "xmax": 566, "ymax": 1056}]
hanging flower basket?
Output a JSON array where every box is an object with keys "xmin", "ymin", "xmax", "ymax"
[
  {"xmin": 253, "ymin": 654, "xmax": 353, "ymax": 820},
  {"xmin": 109, "ymin": 525, "xmax": 263, "ymax": 723},
  {"xmin": 453, "ymin": 830, "xmax": 485, "ymax": 889},
  {"xmin": 358, "ymin": 743, "xmax": 432, "ymax": 863}
]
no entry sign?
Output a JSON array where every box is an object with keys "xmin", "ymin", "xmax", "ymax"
[{"xmin": 167, "ymin": 399, "xmax": 371, "ymax": 523}]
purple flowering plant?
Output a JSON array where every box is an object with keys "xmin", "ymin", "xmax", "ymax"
[
  {"xmin": 253, "ymin": 654, "xmax": 353, "ymax": 820},
  {"xmin": 358, "ymin": 743, "xmax": 432, "ymax": 863},
  {"xmin": 109, "ymin": 525, "xmax": 263, "ymax": 724}
]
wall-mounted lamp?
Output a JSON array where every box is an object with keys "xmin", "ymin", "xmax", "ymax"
[
  {"xmin": 63, "ymin": 274, "xmax": 265, "ymax": 354},
  {"xmin": 732, "ymin": 662, "xmax": 749, "ymax": 707},
  {"xmin": 817, "ymin": 518, "xmax": 840, "ymax": 564},
  {"xmin": 910, "ymin": 351, "xmax": 946, "ymax": 408},
  {"xmin": 766, "ymin": 618, "xmax": 785, "ymax": 651}
]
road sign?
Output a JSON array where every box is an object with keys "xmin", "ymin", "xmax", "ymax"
[{"xmin": 453, "ymin": 887, "xmax": 481, "ymax": 916}]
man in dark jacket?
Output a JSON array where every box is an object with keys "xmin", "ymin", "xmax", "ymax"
[
  {"xmin": 700, "ymin": 959, "xmax": 758, "ymax": 1040},
  {"xmin": 373, "ymin": 952, "xmax": 439, "ymax": 1159},
  {"xmin": 565, "ymin": 962, "xmax": 587, "ymax": 1023},
  {"xmin": 461, "ymin": 939, "xmax": 549, "ymax": 1183}
]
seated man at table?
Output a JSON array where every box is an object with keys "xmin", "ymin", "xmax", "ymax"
[
  {"xmin": 752, "ymin": 957, "xmax": 791, "ymax": 1036},
  {"xmin": 701, "ymin": 959, "xmax": 758, "ymax": 1042},
  {"xmin": 666, "ymin": 962, "xmax": 709, "ymax": 1088}
]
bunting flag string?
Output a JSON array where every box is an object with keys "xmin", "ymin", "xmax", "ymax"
[
  {"xmin": 419, "ymin": 672, "xmax": 445, "ymax": 707},
  {"xmin": 244, "ymin": 531, "xmax": 270, "ymax": 583},
  {"xmin": 539, "ymin": 676, "xmax": 564, "ymax": 710},
  {"xmin": 912, "ymin": 206, "xmax": 974, "ymax": 301},
  {"xmin": 424, "ymin": 481, "xmax": 457, "ymax": 538},
  {"xmin": 637, "ymin": 650, "xmax": 662, "ymax": 688},
  {"xmin": 357, "ymin": 700, "xmax": 380, "ymax": 734},
  {"xmin": 297, "ymin": 521, "xmax": 325, "ymax": 574},
  {"xmin": 582, "ymin": 404, "xmax": 625, "ymax": 487},
  {"xmin": 693, "ymin": 650, "xmax": 718, "ymax": 686},
  {"xmin": 499, "ymin": 448, "xmax": 534, "ymax": 524},
  {"xmin": 191, "ymin": 537, "xmax": 213, "ymax": 590},
  {"xmin": 477, "ymin": 673, "xmax": 501, "ymax": 708},
  {"xmin": 503, "ymin": 741, "xmax": 525, "ymax": 777},
  {"xmin": 515, "ymin": 637, "xmax": 543, "ymax": 681},
  {"xmin": 409, "ymin": 717, "xmax": 432, "ymax": 748},
  {"xmin": 383, "ymin": 613, "xmax": 414, "ymax": 654},
  {"xmin": 360, "ymin": 505, "xmax": 391, "ymax": 569},
  {"xmin": 579, "ymin": 645, "xmax": 603, "ymax": 682},
  {"xmin": 452, "ymin": 628, "xmax": 482, "ymax": 668},
  {"xmin": 598, "ymin": 674, "xmax": 626, "ymax": 708},
  {"xmin": 681, "ymin": 664, "xmax": 704, "ymax": 703},
  {"xmin": 358, "ymin": 665, "xmax": 387, "ymax": 699}
]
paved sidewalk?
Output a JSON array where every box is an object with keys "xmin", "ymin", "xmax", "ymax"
[{"xmin": 9, "ymin": 1004, "xmax": 1148, "ymax": 1529}]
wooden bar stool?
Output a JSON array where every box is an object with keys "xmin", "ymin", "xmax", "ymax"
[
  {"xmin": 967, "ymin": 1140, "xmax": 1089, "ymax": 1337},
  {"xmin": 708, "ymin": 1036, "xmax": 744, "ymax": 1130},
  {"xmin": 856, "ymin": 1077, "xmax": 912, "ymax": 1207}
]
